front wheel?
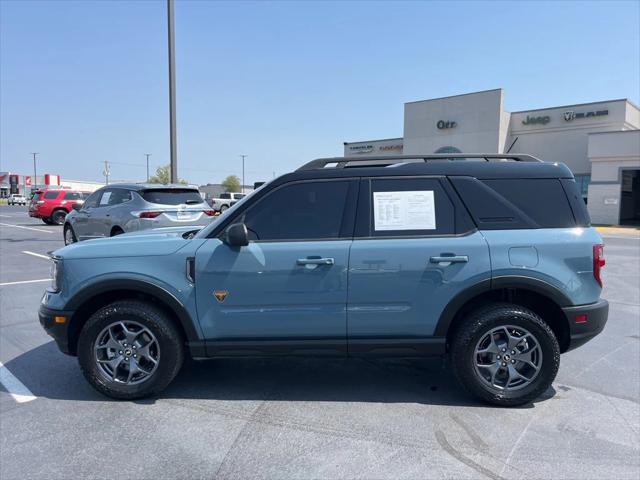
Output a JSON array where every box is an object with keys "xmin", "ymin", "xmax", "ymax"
[
  {"xmin": 78, "ymin": 300, "xmax": 185, "ymax": 400},
  {"xmin": 64, "ymin": 224, "xmax": 77, "ymax": 245},
  {"xmin": 450, "ymin": 303, "xmax": 560, "ymax": 407}
]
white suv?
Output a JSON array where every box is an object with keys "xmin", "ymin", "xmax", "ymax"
[{"xmin": 8, "ymin": 194, "xmax": 27, "ymax": 205}]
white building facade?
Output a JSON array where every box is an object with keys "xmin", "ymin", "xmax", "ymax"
[{"xmin": 344, "ymin": 89, "xmax": 640, "ymax": 225}]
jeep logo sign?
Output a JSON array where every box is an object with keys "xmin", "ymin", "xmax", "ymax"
[
  {"xmin": 522, "ymin": 115, "xmax": 550, "ymax": 125},
  {"xmin": 437, "ymin": 120, "xmax": 457, "ymax": 129}
]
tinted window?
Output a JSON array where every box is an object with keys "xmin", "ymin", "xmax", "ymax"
[
  {"xmin": 242, "ymin": 181, "xmax": 350, "ymax": 241},
  {"xmin": 63, "ymin": 192, "xmax": 83, "ymax": 200},
  {"xmin": 44, "ymin": 191, "xmax": 59, "ymax": 199},
  {"xmin": 108, "ymin": 189, "xmax": 132, "ymax": 205},
  {"xmin": 83, "ymin": 190, "xmax": 102, "ymax": 208},
  {"xmin": 368, "ymin": 178, "xmax": 455, "ymax": 236},
  {"xmin": 219, "ymin": 193, "xmax": 232, "ymax": 199},
  {"xmin": 141, "ymin": 189, "xmax": 202, "ymax": 205},
  {"xmin": 481, "ymin": 179, "xmax": 576, "ymax": 228}
]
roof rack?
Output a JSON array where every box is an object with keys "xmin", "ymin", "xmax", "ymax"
[{"xmin": 297, "ymin": 153, "xmax": 543, "ymax": 171}]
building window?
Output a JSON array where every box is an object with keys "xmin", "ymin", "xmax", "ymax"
[{"xmin": 574, "ymin": 174, "xmax": 591, "ymax": 203}]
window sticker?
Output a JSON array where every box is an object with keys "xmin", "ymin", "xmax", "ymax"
[{"xmin": 373, "ymin": 190, "xmax": 436, "ymax": 231}]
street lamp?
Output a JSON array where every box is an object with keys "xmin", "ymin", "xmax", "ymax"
[
  {"xmin": 167, "ymin": 0, "xmax": 178, "ymax": 183},
  {"xmin": 239, "ymin": 155, "xmax": 247, "ymax": 193},
  {"xmin": 145, "ymin": 153, "xmax": 152, "ymax": 182},
  {"xmin": 30, "ymin": 152, "xmax": 38, "ymax": 190}
]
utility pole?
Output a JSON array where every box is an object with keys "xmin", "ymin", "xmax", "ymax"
[
  {"xmin": 145, "ymin": 153, "xmax": 152, "ymax": 182},
  {"xmin": 239, "ymin": 155, "xmax": 247, "ymax": 193},
  {"xmin": 103, "ymin": 161, "xmax": 111, "ymax": 185},
  {"xmin": 167, "ymin": 0, "xmax": 178, "ymax": 183},
  {"xmin": 31, "ymin": 153, "xmax": 38, "ymax": 191}
]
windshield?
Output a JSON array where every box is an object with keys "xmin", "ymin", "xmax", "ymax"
[
  {"xmin": 195, "ymin": 181, "xmax": 270, "ymax": 239},
  {"xmin": 141, "ymin": 188, "xmax": 204, "ymax": 205}
]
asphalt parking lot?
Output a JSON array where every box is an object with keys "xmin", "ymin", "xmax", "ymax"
[{"xmin": 1, "ymin": 204, "xmax": 638, "ymax": 480}]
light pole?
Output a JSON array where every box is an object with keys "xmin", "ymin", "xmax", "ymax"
[
  {"xmin": 31, "ymin": 152, "xmax": 38, "ymax": 191},
  {"xmin": 145, "ymin": 153, "xmax": 152, "ymax": 182},
  {"xmin": 167, "ymin": 0, "xmax": 178, "ymax": 183},
  {"xmin": 239, "ymin": 155, "xmax": 247, "ymax": 193},
  {"xmin": 103, "ymin": 161, "xmax": 111, "ymax": 185}
]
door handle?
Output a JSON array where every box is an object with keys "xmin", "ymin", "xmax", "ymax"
[
  {"xmin": 297, "ymin": 257, "xmax": 335, "ymax": 266},
  {"xmin": 430, "ymin": 255, "xmax": 469, "ymax": 264}
]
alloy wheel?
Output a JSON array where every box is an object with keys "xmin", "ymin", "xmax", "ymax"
[
  {"xmin": 94, "ymin": 321, "xmax": 160, "ymax": 385},
  {"xmin": 473, "ymin": 325, "xmax": 543, "ymax": 391}
]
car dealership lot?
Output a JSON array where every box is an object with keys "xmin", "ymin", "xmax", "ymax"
[{"xmin": 1, "ymin": 204, "xmax": 638, "ymax": 480}]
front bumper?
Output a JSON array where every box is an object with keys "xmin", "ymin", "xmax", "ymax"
[
  {"xmin": 562, "ymin": 299, "xmax": 609, "ymax": 351},
  {"xmin": 39, "ymin": 305, "xmax": 75, "ymax": 355}
]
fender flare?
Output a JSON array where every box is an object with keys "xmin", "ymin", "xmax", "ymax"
[
  {"xmin": 433, "ymin": 275, "xmax": 572, "ymax": 337},
  {"xmin": 66, "ymin": 277, "xmax": 201, "ymax": 343}
]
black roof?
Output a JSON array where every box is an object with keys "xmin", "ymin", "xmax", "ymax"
[{"xmin": 280, "ymin": 154, "xmax": 574, "ymax": 183}]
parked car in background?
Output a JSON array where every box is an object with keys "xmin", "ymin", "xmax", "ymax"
[
  {"xmin": 63, "ymin": 183, "xmax": 215, "ymax": 245},
  {"xmin": 29, "ymin": 189, "xmax": 90, "ymax": 225},
  {"xmin": 7, "ymin": 194, "xmax": 27, "ymax": 205},
  {"xmin": 41, "ymin": 154, "xmax": 607, "ymax": 406},
  {"xmin": 209, "ymin": 192, "xmax": 246, "ymax": 212}
]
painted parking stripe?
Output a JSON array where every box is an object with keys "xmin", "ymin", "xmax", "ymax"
[
  {"xmin": 0, "ymin": 214, "xmax": 13, "ymax": 217},
  {"xmin": 0, "ymin": 223, "xmax": 54, "ymax": 233},
  {"xmin": 21, "ymin": 251, "xmax": 51, "ymax": 260},
  {"xmin": 0, "ymin": 279, "xmax": 50, "ymax": 286},
  {"xmin": 0, "ymin": 361, "xmax": 36, "ymax": 403}
]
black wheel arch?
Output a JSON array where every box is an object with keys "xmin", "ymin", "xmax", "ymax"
[
  {"xmin": 65, "ymin": 279, "xmax": 202, "ymax": 356},
  {"xmin": 436, "ymin": 275, "xmax": 573, "ymax": 353}
]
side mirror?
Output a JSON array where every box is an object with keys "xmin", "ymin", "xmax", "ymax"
[
  {"xmin": 71, "ymin": 203, "xmax": 82, "ymax": 211},
  {"xmin": 224, "ymin": 223, "xmax": 249, "ymax": 247}
]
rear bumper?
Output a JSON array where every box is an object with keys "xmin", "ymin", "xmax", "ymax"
[
  {"xmin": 39, "ymin": 305, "xmax": 75, "ymax": 355},
  {"xmin": 562, "ymin": 299, "xmax": 609, "ymax": 351}
]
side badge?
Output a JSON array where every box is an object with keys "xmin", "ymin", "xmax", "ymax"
[{"xmin": 213, "ymin": 290, "xmax": 229, "ymax": 303}]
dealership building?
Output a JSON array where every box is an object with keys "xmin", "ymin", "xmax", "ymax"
[{"xmin": 344, "ymin": 89, "xmax": 640, "ymax": 225}]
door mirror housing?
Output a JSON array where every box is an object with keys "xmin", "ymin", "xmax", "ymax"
[
  {"xmin": 224, "ymin": 223, "xmax": 249, "ymax": 247},
  {"xmin": 71, "ymin": 203, "xmax": 83, "ymax": 211}
]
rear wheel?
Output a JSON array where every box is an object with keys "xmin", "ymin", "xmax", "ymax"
[
  {"xmin": 78, "ymin": 300, "xmax": 184, "ymax": 399},
  {"xmin": 42, "ymin": 218, "xmax": 55, "ymax": 225},
  {"xmin": 51, "ymin": 209, "xmax": 67, "ymax": 225},
  {"xmin": 219, "ymin": 204, "xmax": 228, "ymax": 212},
  {"xmin": 110, "ymin": 227, "xmax": 124, "ymax": 237},
  {"xmin": 450, "ymin": 303, "xmax": 560, "ymax": 407}
]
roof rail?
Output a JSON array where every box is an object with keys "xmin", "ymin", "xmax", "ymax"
[{"xmin": 297, "ymin": 153, "xmax": 543, "ymax": 171}]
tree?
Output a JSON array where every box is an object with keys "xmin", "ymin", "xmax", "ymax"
[
  {"xmin": 221, "ymin": 175, "xmax": 241, "ymax": 193},
  {"xmin": 148, "ymin": 165, "xmax": 187, "ymax": 184}
]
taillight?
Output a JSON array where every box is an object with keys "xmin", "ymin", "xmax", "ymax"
[
  {"xmin": 139, "ymin": 211, "xmax": 162, "ymax": 219},
  {"xmin": 203, "ymin": 210, "xmax": 215, "ymax": 217},
  {"xmin": 593, "ymin": 244, "xmax": 605, "ymax": 288}
]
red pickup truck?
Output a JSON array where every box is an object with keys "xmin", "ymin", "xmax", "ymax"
[{"xmin": 29, "ymin": 189, "xmax": 90, "ymax": 225}]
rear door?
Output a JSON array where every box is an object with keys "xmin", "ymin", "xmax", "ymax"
[
  {"xmin": 347, "ymin": 176, "xmax": 490, "ymax": 355},
  {"xmin": 194, "ymin": 179, "xmax": 358, "ymax": 355}
]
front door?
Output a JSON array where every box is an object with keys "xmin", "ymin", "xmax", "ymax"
[
  {"xmin": 347, "ymin": 177, "xmax": 490, "ymax": 355},
  {"xmin": 195, "ymin": 179, "xmax": 358, "ymax": 355}
]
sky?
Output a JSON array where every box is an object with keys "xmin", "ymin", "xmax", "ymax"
[{"xmin": 1, "ymin": 0, "xmax": 639, "ymax": 186}]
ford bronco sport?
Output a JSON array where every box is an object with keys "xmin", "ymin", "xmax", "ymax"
[{"xmin": 39, "ymin": 154, "xmax": 608, "ymax": 406}]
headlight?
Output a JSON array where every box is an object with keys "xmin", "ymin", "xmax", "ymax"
[{"xmin": 50, "ymin": 257, "xmax": 63, "ymax": 292}]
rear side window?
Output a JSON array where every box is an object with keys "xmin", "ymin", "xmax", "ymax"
[
  {"xmin": 43, "ymin": 191, "xmax": 59, "ymax": 200},
  {"xmin": 219, "ymin": 193, "xmax": 232, "ymax": 199},
  {"xmin": 141, "ymin": 189, "xmax": 203, "ymax": 205},
  {"xmin": 367, "ymin": 178, "xmax": 455, "ymax": 236},
  {"xmin": 108, "ymin": 189, "xmax": 132, "ymax": 205},
  {"xmin": 63, "ymin": 192, "xmax": 83, "ymax": 200},
  {"xmin": 451, "ymin": 177, "xmax": 577, "ymax": 229},
  {"xmin": 242, "ymin": 181, "xmax": 351, "ymax": 241}
]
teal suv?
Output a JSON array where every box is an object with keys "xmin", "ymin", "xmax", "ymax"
[{"xmin": 39, "ymin": 154, "xmax": 608, "ymax": 406}]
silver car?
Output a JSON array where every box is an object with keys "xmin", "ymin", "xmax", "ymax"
[{"xmin": 63, "ymin": 183, "xmax": 214, "ymax": 244}]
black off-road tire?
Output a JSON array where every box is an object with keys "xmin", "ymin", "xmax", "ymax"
[
  {"xmin": 42, "ymin": 218, "xmax": 55, "ymax": 225},
  {"xmin": 51, "ymin": 209, "xmax": 67, "ymax": 225},
  {"xmin": 450, "ymin": 303, "xmax": 560, "ymax": 407},
  {"xmin": 78, "ymin": 300, "xmax": 185, "ymax": 400}
]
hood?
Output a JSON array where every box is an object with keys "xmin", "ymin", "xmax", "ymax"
[{"xmin": 55, "ymin": 226, "xmax": 203, "ymax": 260}]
